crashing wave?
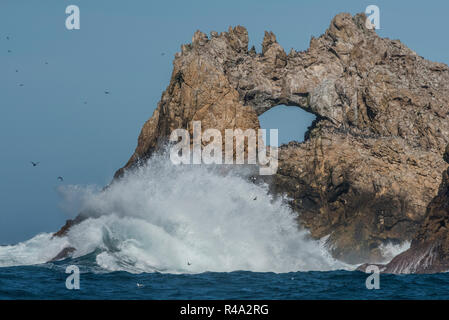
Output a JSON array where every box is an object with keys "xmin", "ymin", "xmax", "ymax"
[{"xmin": 0, "ymin": 152, "xmax": 350, "ymax": 273}]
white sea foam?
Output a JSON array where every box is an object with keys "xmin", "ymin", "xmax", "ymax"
[
  {"xmin": 0, "ymin": 233, "xmax": 69, "ymax": 267},
  {"xmin": 0, "ymin": 152, "xmax": 350, "ymax": 273},
  {"xmin": 379, "ymin": 241, "xmax": 411, "ymax": 263}
]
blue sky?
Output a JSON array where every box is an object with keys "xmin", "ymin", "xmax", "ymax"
[{"xmin": 1, "ymin": 0, "xmax": 449, "ymax": 243}]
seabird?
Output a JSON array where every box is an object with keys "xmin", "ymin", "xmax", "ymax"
[
  {"xmin": 57, "ymin": 176, "xmax": 64, "ymax": 182},
  {"xmin": 19, "ymin": 84, "xmax": 24, "ymax": 87},
  {"xmin": 30, "ymin": 161, "xmax": 39, "ymax": 167},
  {"xmin": 253, "ymin": 196, "xmax": 257, "ymax": 201},
  {"xmin": 187, "ymin": 261, "xmax": 192, "ymax": 266},
  {"xmin": 161, "ymin": 52, "xmax": 165, "ymax": 56},
  {"xmin": 104, "ymin": 90, "xmax": 110, "ymax": 94},
  {"xmin": 136, "ymin": 283, "xmax": 144, "ymax": 288}
]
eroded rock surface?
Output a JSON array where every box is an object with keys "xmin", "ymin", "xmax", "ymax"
[
  {"xmin": 359, "ymin": 145, "xmax": 449, "ymax": 273},
  {"xmin": 60, "ymin": 13, "xmax": 449, "ymax": 265}
]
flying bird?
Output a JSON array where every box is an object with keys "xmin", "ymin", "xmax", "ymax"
[
  {"xmin": 187, "ymin": 261, "xmax": 192, "ymax": 266},
  {"xmin": 7, "ymin": 50, "xmax": 11, "ymax": 53},
  {"xmin": 161, "ymin": 52, "xmax": 165, "ymax": 56},
  {"xmin": 30, "ymin": 161, "xmax": 39, "ymax": 167},
  {"xmin": 57, "ymin": 176, "xmax": 64, "ymax": 182},
  {"xmin": 104, "ymin": 90, "xmax": 110, "ymax": 94},
  {"xmin": 253, "ymin": 196, "xmax": 257, "ymax": 201},
  {"xmin": 136, "ymin": 283, "xmax": 144, "ymax": 288},
  {"xmin": 19, "ymin": 84, "xmax": 24, "ymax": 87},
  {"xmin": 6, "ymin": 36, "xmax": 10, "ymax": 40}
]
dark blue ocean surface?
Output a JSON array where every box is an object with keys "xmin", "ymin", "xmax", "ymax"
[{"xmin": 1, "ymin": 261, "xmax": 449, "ymax": 299}]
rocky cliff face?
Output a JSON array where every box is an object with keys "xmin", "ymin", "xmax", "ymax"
[
  {"xmin": 112, "ymin": 12, "xmax": 449, "ymax": 265},
  {"xmin": 358, "ymin": 145, "xmax": 449, "ymax": 273}
]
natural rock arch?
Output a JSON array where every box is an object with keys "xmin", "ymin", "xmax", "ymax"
[
  {"xmin": 258, "ymin": 105, "xmax": 316, "ymax": 145},
  {"xmin": 113, "ymin": 13, "xmax": 449, "ymax": 264}
]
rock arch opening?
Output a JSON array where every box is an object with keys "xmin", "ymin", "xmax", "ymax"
[{"xmin": 258, "ymin": 105, "xmax": 316, "ymax": 146}]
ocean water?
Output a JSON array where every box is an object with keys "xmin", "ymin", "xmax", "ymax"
[
  {"xmin": 2, "ymin": 263, "xmax": 449, "ymax": 299},
  {"xmin": 0, "ymin": 151, "xmax": 446, "ymax": 300}
]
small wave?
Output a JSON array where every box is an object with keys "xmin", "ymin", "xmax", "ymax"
[{"xmin": 0, "ymin": 233, "xmax": 69, "ymax": 267}]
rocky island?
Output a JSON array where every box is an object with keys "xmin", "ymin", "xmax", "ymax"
[{"xmin": 55, "ymin": 12, "xmax": 449, "ymax": 273}]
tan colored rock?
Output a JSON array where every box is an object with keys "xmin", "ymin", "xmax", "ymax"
[
  {"xmin": 71, "ymin": 13, "xmax": 449, "ymax": 265},
  {"xmin": 361, "ymin": 145, "xmax": 449, "ymax": 273}
]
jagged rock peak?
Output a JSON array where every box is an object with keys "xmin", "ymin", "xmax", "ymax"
[
  {"xmin": 262, "ymin": 30, "xmax": 278, "ymax": 54},
  {"xmin": 192, "ymin": 30, "xmax": 208, "ymax": 46},
  {"xmin": 226, "ymin": 25, "xmax": 249, "ymax": 53}
]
